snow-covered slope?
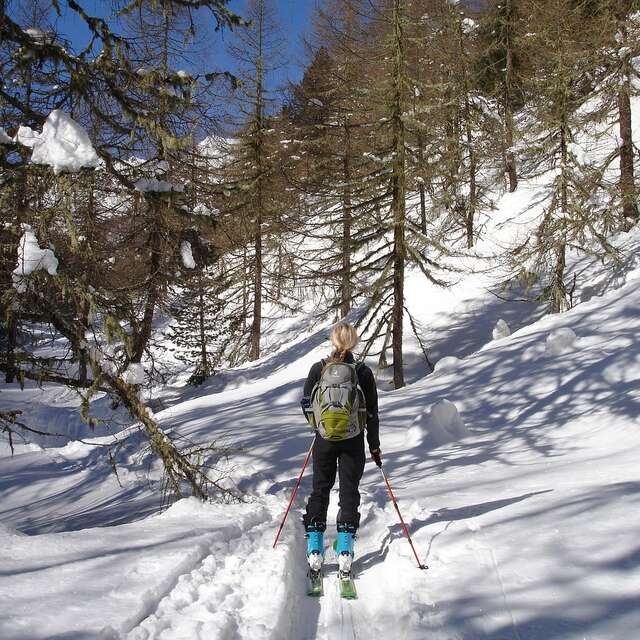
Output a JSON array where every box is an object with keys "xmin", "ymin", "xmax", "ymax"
[{"xmin": 2, "ymin": 218, "xmax": 639, "ymax": 639}]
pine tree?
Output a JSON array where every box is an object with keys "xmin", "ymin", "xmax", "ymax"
[
  {"xmin": 512, "ymin": 0, "xmax": 618, "ymax": 312},
  {"xmin": 221, "ymin": 0, "xmax": 284, "ymax": 361},
  {"xmin": 0, "ymin": 0, "xmax": 246, "ymax": 499},
  {"xmin": 165, "ymin": 267, "xmax": 229, "ymax": 384},
  {"xmin": 476, "ymin": 0, "xmax": 527, "ymax": 193}
]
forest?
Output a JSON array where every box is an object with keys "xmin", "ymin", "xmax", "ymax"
[{"xmin": 1, "ymin": 0, "xmax": 638, "ymax": 499}]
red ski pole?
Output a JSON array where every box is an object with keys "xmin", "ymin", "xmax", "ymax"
[
  {"xmin": 273, "ymin": 436, "xmax": 316, "ymax": 549},
  {"xmin": 379, "ymin": 465, "xmax": 427, "ymax": 570}
]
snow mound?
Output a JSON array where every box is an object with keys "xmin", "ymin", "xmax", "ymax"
[
  {"xmin": 435, "ymin": 356, "xmax": 461, "ymax": 373},
  {"xmin": 492, "ymin": 318, "xmax": 511, "ymax": 340},
  {"xmin": 405, "ymin": 399, "xmax": 468, "ymax": 448},
  {"xmin": 12, "ymin": 226, "xmax": 59, "ymax": 292},
  {"xmin": 17, "ymin": 110, "xmax": 100, "ymax": 174},
  {"xmin": 546, "ymin": 327, "xmax": 577, "ymax": 356}
]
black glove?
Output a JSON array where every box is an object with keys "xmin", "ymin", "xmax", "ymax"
[
  {"xmin": 371, "ymin": 448, "xmax": 382, "ymax": 468},
  {"xmin": 301, "ymin": 397, "xmax": 316, "ymax": 430}
]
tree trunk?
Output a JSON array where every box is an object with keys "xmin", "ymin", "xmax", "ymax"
[
  {"xmin": 417, "ymin": 136, "xmax": 428, "ymax": 235},
  {"xmin": 464, "ymin": 101, "xmax": 476, "ymax": 249},
  {"xmin": 504, "ymin": 0, "xmax": 518, "ymax": 193},
  {"xmin": 552, "ymin": 120, "xmax": 569, "ymax": 313},
  {"xmin": 198, "ymin": 273, "xmax": 208, "ymax": 375},
  {"xmin": 250, "ymin": 207, "xmax": 262, "ymax": 361},
  {"xmin": 77, "ymin": 297, "xmax": 90, "ymax": 385},
  {"xmin": 341, "ymin": 118, "xmax": 352, "ymax": 318},
  {"xmin": 132, "ymin": 200, "xmax": 163, "ymax": 363},
  {"xmin": 619, "ymin": 60, "xmax": 637, "ymax": 226},
  {"xmin": 4, "ymin": 315, "xmax": 17, "ymax": 384},
  {"xmin": 249, "ymin": 0, "xmax": 266, "ymax": 362},
  {"xmin": 391, "ymin": 0, "xmax": 406, "ymax": 390}
]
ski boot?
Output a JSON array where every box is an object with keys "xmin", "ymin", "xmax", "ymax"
[
  {"xmin": 305, "ymin": 524, "xmax": 325, "ymax": 572},
  {"xmin": 305, "ymin": 523, "xmax": 325, "ymax": 596},
  {"xmin": 334, "ymin": 522, "xmax": 357, "ymax": 574},
  {"xmin": 334, "ymin": 522, "xmax": 358, "ymax": 599}
]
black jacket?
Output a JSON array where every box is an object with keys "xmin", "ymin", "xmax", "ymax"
[{"xmin": 301, "ymin": 352, "xmax": 380, "ymax": 451}]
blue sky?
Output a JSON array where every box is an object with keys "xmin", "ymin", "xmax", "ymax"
[{"xmin": 49, "ymin": 0, "xmax": 313, "ymax": 88}]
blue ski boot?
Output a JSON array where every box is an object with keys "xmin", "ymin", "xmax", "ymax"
[
  {"xmin": 305, "ymin": 525, "xmax": 324, "ymax": 572},
  {"xmin": 334, "ymin": 522, "xmax": 357, "ymax": 573}
]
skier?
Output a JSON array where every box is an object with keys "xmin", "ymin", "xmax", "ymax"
[{"xmin": 300, "ymin": 321, "xmax": 381, "ymax": 591}]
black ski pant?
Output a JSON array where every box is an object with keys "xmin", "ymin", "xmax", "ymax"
[{"xmin": 304, "ymin": 432, "xmax": 366, "ymax": 531}]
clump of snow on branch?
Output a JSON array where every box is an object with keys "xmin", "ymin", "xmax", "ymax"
[
  {"xmin": 180, "ymin": 241, "xmax": 196, "ymax": 269},
  {"xmin": 13, "ymin": 226, "xmax": 59, "ymax": 293},
  {"xmin": 15, "ymin": 110, "xmax": 100, "ymax": 174}
]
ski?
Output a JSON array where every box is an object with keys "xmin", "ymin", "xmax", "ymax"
[
  {"xmin": 338, "ymin": 570, "xmax": 357, "ymax": 599},
  {"xmin": 307, "ymin": 569, "xmax": 324, "ymax": 596}
]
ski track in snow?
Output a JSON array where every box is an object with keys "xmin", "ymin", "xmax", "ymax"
[{"xmin": 124, "ymin": 504, "xmax": 287, "ymax": 640}]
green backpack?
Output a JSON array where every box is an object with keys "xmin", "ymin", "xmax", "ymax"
[{"xmin": 308, "ymin": 360, "xmax": 367, "ymax": 441}]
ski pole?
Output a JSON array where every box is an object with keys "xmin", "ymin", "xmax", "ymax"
[
  {"xmin": 273, "ymin": 435, "xmax": 316, "ymax": 549},
  {"xmin": 378, "ymin": 465, "xmax": 427, "ymax": 570}
]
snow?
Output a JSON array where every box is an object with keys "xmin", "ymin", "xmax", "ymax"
[
  {"xmin": 492, "ymin": 318, "xmax": 511, "ymax": 340},
  {"xmin": 2, "ymin": 222, "xmax": 640, "ymax": 637},
  {"xmin": 0, "ymin": 127, "xmax": 11, "ymax": 144},
  {"xmin": 405, "ymin": 399, "xmax": 468, "ymax": 448},
  {"xmin": 134, "ymin": 178, "xmax": 185, "ymax": 193},
  {"xmin": 16, "ymin": 110, "xmax": 100, "ymax": 174},
  {"xmin": 180, "ymin": 241, "xmax": 196, "ymax": 269},
  {"xmin": 434, "ymin": 355, "xmax": 461, "ymax": 372},
  {"xmin": 12, "ymin": 226, "xmax": 59, "ymax": 292},
  {"xmin": 545, "ymin": 327, "xmax": 577, "ymax": 356},
  {"xmin": 122, "ymin": 363, "xmax": 146, "ymax": 385}
]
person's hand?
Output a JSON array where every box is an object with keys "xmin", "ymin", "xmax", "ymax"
[{"xmin": 371, "ymin": 448, "xmax": 382, "ymax": 467}]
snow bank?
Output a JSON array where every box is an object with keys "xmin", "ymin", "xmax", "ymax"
[
  {"xmin": 12, "ymin": 226, "xmax": 59, "ymax": 292},
  {"xmin": 492, "ymin": 318, "xmax": 511, "ymax": 340},
  {"xmin": 405, "ymin": 399, "xmax": 468, "ymax": 448},
  {"xmin": 16, "ymin": 110, "xmax": 100, "ymax": 174},
  {"xmin": 546, "ymin": 327, "xmax": 577, "ymax": 356},
  {"xmin": 180, "ymin": 241, "xmax": 196, "ymax": 269}
]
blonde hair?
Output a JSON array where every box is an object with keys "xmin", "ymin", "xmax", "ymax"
[{"xmin": 329, "ymin": 321, "xmax": 359, "ymax": 358}]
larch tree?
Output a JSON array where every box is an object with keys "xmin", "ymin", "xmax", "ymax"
[
  {"xmin": 221, "ymin": 0, "xmax": 284, "ymax": 361},
  {"xmin": 0, "ymin": 0, "xmax": 247, "ymax": 498}
]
